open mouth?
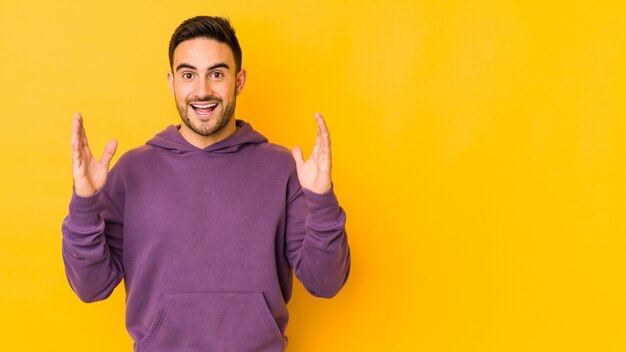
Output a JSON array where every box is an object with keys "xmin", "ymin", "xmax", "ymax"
[{"xmin": 190, "ymin": 102, "xmax": 218, "ymax": 117}]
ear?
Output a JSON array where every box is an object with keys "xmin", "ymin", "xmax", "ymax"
[
  {"xmin": 167, "ymin": 71, "xmax": 175, "ymax": 96},
  {"xmin": 235, "ymin": 69, "xmax": 247, "ymax": 96}
]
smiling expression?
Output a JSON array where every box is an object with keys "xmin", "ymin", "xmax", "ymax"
[{"xmin": 168, "ymin": 38, "xmax": 246, "ymax": 148}]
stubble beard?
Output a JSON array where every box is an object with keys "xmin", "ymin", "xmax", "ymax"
[{"xmin": 176, "ymin": 93, "xmax": 237, "ymax": 137}]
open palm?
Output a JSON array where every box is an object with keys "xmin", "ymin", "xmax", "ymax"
[
  {"xmin": 291, "ymin": 113, "xmax": 333, "ymax": 194},
  {"xmin": 71, "ymin": 112, "xmax": 117, "ymax": 197}
]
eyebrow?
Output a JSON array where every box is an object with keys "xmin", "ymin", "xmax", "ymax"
[{"xmin": 175, "ymin": 62, "xmax": 230, "ymax": 72}]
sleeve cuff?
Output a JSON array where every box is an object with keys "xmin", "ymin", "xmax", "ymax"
[
  {"xmin": 68, "ymin": 190, "xmax": 102, "ymax": 229},
  {"xmin": 302, "ymin": 186, "xmax": 344, "ymax": 226}
]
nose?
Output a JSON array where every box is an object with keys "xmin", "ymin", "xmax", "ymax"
[{"xmin": 196, "ymin": 77, "xmax": 213, "ymax": 97}]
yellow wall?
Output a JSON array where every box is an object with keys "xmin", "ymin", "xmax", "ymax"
[{"xmin": 1, "ymin": 0, "xmax": 626, "ymax": 350}]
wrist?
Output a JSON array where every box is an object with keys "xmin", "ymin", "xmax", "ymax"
[
  {"xmin": 73, "ymin": 182, "xmax": 97, "ymax": 198},
  {"xmin": 303, "ymin": 184, "xmax": 332, "ymax": 195}
]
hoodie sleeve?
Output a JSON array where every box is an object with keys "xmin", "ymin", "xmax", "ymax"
[
  {"xmin": 61, "ymin": 181, "xmax": 124, "ymax": 303},
  {"xmin": 285, "ymin": 176, "xmax": 351, "ymax": 298}
]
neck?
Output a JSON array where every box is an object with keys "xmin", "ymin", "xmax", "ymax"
[{"xmin": 179, "ymin": 119, "xmax": 237, "ymax": 149}]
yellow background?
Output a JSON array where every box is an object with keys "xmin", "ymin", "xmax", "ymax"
[{"xmin": 1, "ymin": 0, "xmax": 626, "ymax": 350}]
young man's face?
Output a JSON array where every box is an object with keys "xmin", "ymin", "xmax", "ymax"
[{"xmin": 168, "ymin": 38, "xmax": 245, "ymax": 143}]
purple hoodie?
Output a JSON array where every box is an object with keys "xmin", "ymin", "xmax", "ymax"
[{"xmin": 61, "ymin": 120, "xmax": 350, "ymax": 351}]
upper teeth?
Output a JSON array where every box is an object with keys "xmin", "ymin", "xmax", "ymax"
[{"xmin": 192, "ymin": 103, "xmax": 217, "ymax": 108}]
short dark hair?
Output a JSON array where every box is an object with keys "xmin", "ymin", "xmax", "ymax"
[{"xmin": 169, "ymin": 16, "xmax": 242, "ymax": 72}]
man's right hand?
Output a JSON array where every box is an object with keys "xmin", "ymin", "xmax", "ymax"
[{"xmin": 71, "ymin": 112, "xmax": 118, "ymax": 198}]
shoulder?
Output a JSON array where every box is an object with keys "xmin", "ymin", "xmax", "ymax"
[
  {"xmin": 104, "ymin": 144, "xmax": 165, "ymax": 198},
  {"xmin": 251, "ymin": 141, "xmax": 297, "ymax": 171},
  {"xmin": 256, "ymin": 141, "xmax": 292, "ymax": 158},
  {"xmin": 250, "ymin": 141, "xmax": 301, "ymax": 197},
  {"xmin": 113, "ymin": 144, "xmax": 155, "ymax": 166},
  {"xmin": 108, "ymin": 144, "xmax": 163, "ymax": 177}
]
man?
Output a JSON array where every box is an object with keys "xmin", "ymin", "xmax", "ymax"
[{"xmin": 62, "ymin": 16, "xmax": 350, "ymax": 352}]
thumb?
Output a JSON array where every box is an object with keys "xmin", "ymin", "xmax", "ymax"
[
  {"xmin": 291, "ymin": 146, "xmax": 304, "ymax": 167},
  {"xmin": 101, "ymin": 139, "xmax": 118, "ymax": 168}
]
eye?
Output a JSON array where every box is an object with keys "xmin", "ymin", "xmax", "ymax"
[
  {"xmin": 182, "ymin": 72, "xmax": 194, "ymax": 80},
  {"xmin": 210, "ymin": 71, "xmax": 224, "ymax": 79}
]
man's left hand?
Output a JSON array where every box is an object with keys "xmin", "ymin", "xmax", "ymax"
[{"xmin": 292, "ymin": 112, "xmax": 333, "ymax": 194}]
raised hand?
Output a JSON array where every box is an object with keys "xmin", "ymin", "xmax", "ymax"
[
  {"xmin": 291, "ymin": 112, "xmax": 333, "ymax": 194},
  {"xmin": 71, "ymin": 112, "xmax": 118, "ymax": 197}
]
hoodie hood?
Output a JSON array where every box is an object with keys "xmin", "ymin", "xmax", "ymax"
[{"xmin": 146, "ymin": 119, "xmax": 268, "ymax": 154}]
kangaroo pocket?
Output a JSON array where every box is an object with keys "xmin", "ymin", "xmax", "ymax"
[{"xmin": 139, "ymin": 292, "xmax": 285, "ymax": 352}]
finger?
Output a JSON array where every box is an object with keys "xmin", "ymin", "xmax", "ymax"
[
  {"xmin": 291, "ymin": 146, "xmax": 305, "ymax": 167},
  {"xmin": 78, "ymin": 114, "xmax": 93, "ymax": 157},
  {"xmin": 72, "ymin": 113, "xmax": 81, "ymax": 152},
  {"xmin": 76, "ymin": 112, "xmax": 88, "ymax": 146},
  {"xmin": 101, "ymin": 139, "xmax": 118, "ymax": 168},
  {"xmin": 315, "ymin": 112, "xmax": 322, "ymax": 133},
  {"xmin": 311, "ymin": 133, "xmax": 321, "ymax": 157},
  {"xmin": 81, "ymin": 121, "xmax": 90, "ymax": 149},
  {"xmin": 315, "ymin": 112, "xmax": 331, "ymax": 149},
  {"xmin": 72, "ymin": 113, "xmax": 85, "ymax": 171},
  {"xmin": 312, "ymin": 113, "xmax": 329, "ymax": 160}
]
